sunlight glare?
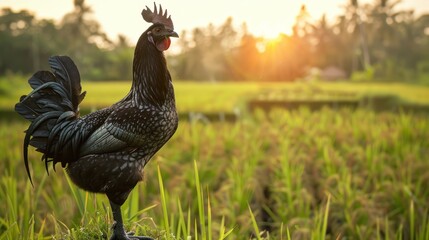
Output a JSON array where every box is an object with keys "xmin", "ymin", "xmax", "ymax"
[
  {"xmin": 256, "ymin": 34, "xmax": 283, "ymax": 53},
  {"xmin": 251, "ymin": 20, "xmax": 293, "ymax": 40}
]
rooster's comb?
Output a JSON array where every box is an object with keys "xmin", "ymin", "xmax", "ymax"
[{"xmin": 142, "ymin": 3, "xmax": 174, "ymax": 30}]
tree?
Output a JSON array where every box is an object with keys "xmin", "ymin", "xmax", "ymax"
[
  {"xmin": 0, "ymin": 8, "xmax": 35, "ymax": 74},
  {"xmin": 172, "ymin": 17, "xmax": 240, "ymax": 81},
  {"xmin": 59, "ymin": 0, "xmax": 112, "ymax": 79},
  {"xmin": 1, "ymin": 0, "xmax": 429, "ymax": 82},
  {"xmin": 232, "ymin": 23, "xmax": 261, "ymax": 81}
]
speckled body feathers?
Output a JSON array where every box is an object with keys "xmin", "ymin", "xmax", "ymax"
[{"xmin": 15, "ymin": 27, "xmax": 178, "ymax": 205}]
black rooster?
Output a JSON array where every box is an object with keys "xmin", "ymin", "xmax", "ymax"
[{"xmin": 15, "ymin": 3, "xmax": 178, "ymax": 240}]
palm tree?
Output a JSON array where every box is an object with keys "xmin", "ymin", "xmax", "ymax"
[
  {"xmin": 337, "ymin": 0, "xmax": 371, "ymax": 71},
  {"xmin": 365, "ymin": 0, "xmax": 406, "ymax": 63}
]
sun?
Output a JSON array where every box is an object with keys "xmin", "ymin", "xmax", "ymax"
[{"xmin": 251, "ymin": 21, "xmax": 294, "ymax": 40}]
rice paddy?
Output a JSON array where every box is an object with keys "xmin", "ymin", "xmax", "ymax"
[{"xmin": 0, "ymin": 81, "xmax": 428, "ymax": 239}]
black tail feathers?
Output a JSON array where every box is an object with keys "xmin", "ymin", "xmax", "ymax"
[{"xmin": 15, "ymin": 56, "xmax": 86, "ymax": 184}]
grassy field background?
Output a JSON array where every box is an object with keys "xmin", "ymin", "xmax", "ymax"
[
  {"xmin": 2, "ymin": 80, "xmax": 429, "ymax": 112},
  {"xmin": 0, "ymin": 80, "xmax": 429, "ymax": 239}
]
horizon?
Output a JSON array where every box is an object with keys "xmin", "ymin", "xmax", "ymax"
[{"xmin": 1, "ymin": 0, "xmax": 428, "ymax": 44}]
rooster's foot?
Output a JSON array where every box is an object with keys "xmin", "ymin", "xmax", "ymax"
[{"xmin": 110, "ymin": 222, "xmax": 153, "ymax": 240}]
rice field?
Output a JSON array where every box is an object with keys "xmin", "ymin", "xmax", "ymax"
[
  {"xmin": 1, "ymin": 80, "xmax": 429, "ymax": 112},
  {"xmin": 0, "ymin": 81, "xmax": 429, "ymax": 239}
]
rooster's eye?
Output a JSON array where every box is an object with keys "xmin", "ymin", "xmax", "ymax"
[{"xmin": 153, "ymin": 27, "xmax": 161, "ymax": 33}]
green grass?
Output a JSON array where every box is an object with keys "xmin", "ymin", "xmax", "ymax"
[
  {"xmin": 1, "ymin": 106, "xmax": 429, "ymax": 239},
  {"xmin": 1, "ymin": 80, "xmax": 429, "ymax": 112},
  {"xmin": 1, "ymin": 80, "xmax": 429, "ymax": 239}
]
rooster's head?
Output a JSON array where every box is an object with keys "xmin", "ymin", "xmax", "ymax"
[{"xmin": 142, "ymin": 3, "xmax": 179, "ymax": 52}]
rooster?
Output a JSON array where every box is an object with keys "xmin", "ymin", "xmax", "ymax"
[{"xmin": 15, "ymin": 3, "xmax": 178, "ymax": 240}]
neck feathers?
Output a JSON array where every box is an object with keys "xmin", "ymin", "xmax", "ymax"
[{"xmin": 131, "ymin": 34, "xmax": 170, "ymax": 107}]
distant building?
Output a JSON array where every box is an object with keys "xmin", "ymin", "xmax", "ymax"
[{"xmin": 320, "ymin": 66, "xmax": 347, "ymax": 81}]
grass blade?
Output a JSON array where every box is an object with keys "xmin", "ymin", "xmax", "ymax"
[
  {"xmin": 248, "ymin": 204, "xmax": 262, "ymax": 240},
  {"xmin": 194, "ymin": 160, "xmax": 206, "ymax": 239},
  {"xmin": 157, "ymin": 164, "xmax": 170, "ymax": 237}
]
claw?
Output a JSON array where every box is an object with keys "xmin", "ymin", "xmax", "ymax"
[
  {"xmin": 127, "ymin": 231, "xmax": 153, "ymax": 240},
  {"xmin": 128, "ymin": 236, "xmax": 154, "ymax": 240}
]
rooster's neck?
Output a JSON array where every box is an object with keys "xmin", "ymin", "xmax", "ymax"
[{"xmin": 131, "ymin": 35, "xmax": 170, "ymax": 107}]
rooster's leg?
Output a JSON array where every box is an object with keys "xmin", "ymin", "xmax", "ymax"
[{"xmin": 109, "ymin": 200, "xmax": 154, "ymax": 240}]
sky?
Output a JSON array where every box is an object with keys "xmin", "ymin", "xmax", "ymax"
[{"xmin": 1, "ymin": 0, "xmax": 428, "ymax": 44}]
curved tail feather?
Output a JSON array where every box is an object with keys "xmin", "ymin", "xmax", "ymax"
[{"xmin": 15, "ymin": 56, "xmax": 86, "ymax": 184}]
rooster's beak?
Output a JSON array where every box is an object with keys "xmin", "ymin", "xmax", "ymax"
[{"xmin": 165, "ymin": 30, "xmax": 179, "ymax": 38}]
